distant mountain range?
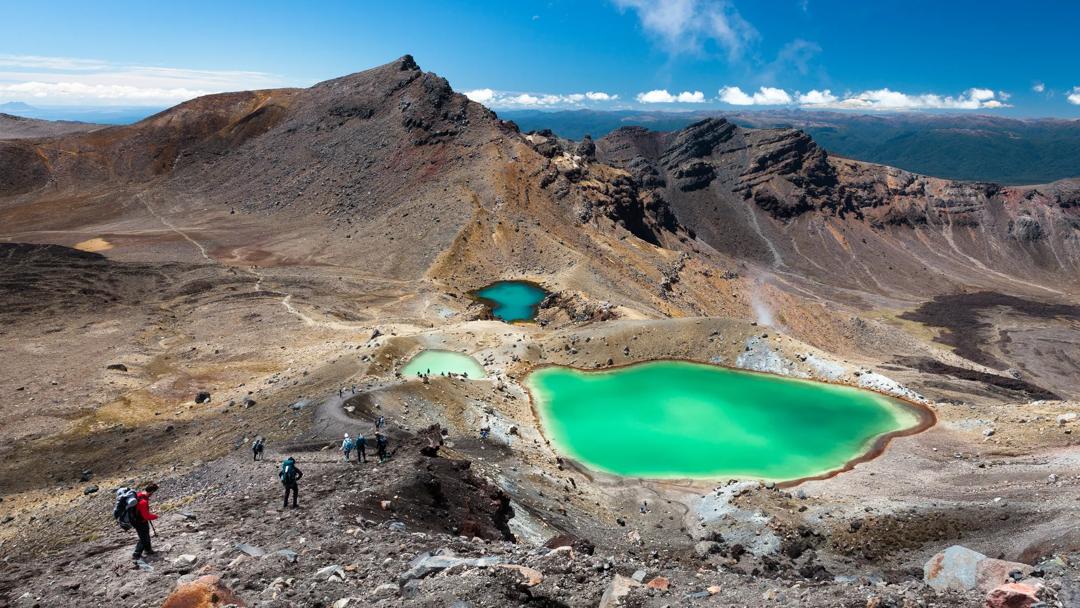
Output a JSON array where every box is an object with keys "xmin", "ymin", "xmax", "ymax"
[
  {"xmin": 499, "ymin": 109, "xmax": 1080, "ymax": 185},
  {"xmin": 0, "ymin": 102, "xmax": 162, "ymax": 126}
]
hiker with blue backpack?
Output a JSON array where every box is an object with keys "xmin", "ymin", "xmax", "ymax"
[
  {"xmin": 279, "ymin": 457, "xmax": 302, "ymax": 508},
  {"xmin": 341, "ymin": 434, "xmax": 353, "ymax": 462},
  {"xmin": 114, "ymin": 482, "xmax": 159, "ymax": 566}
]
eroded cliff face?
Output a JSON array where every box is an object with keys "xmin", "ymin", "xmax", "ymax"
[{"xmin": 593, "ymin": 118, "xmax": 1080, "ymax": 296}]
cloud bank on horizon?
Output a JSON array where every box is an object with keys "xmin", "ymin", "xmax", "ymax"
[{"xmin": 0, "ymin": 54, "xmax": 283, "ymax": 106}]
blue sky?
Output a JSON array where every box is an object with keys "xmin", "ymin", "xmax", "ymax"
[{"xmin": 2, "ymin": 0, "xmax": 1079, "ymax": 116}]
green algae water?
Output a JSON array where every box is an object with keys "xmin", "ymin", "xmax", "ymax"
[
  {"xmin": 402, "ymin": 350, "xmax": 486, "ymax": 378},
  {"xmin": 471, "ymin": 281, "xmax": 548, "ymax": 322},
  {"xmin": 528, "ymin": 361, "xmax": 924, "ymax": 481}
]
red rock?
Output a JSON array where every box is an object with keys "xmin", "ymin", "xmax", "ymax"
[
  {"xmin": 161, "ymin": 575, "xmax": 245, "ymax": 608},
  {"xmin": 983, "ymin": 582, "xmax": 1040, "ymax": 608},
  {"xmin": 645, "ymin": 576, "xmax": 670, "ymax": 591}
]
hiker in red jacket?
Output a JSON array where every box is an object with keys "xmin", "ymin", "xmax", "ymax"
[{"xmin": 132, "ymin": 483, "xmax": 159, "ymax": 562}]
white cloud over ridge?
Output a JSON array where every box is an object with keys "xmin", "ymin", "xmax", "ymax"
[
  {"xmin": 464, "ymin": 88, "xmax": 619, "ymax": 107},
  {"xmin": 1032, "ymin": 82, "xmax": 1045, "ymax": 93},
  {"xmin": 0, "ymin": 54, "xmax": 282, "ymax": 105},
  {"xmin": 1068, "ymin": 87, "xmax": 1080, "ymax": 105},
  {"xmin": 636, "ymin": 89, "xmax": 706, "ymax": 103},
  {"xmin": 801, "ymin": 87, "xmax": 1009, "ymax": 110},
  {"xmin": 613, "ymin": 0, "xmax": 757, "ymax": 59},
  {"xmin": 718, "ymin": 85, "xmax": 791, "ymax": 105},
  {"xmin": 712, "ymin": 84, "xmax": 1010, "ymax": 110}
]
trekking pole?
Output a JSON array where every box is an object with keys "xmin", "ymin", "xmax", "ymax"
[{"xmin": 150, "ymin": 521, "xmax": 158, "ymax": 537}]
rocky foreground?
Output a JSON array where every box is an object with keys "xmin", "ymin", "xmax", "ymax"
[{"xmin": 1, "ymin": 418, "xmax": 1076, "ymax": 608}]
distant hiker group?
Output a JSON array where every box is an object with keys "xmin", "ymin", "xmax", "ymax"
[
  {"xmin": 342, "ymin": 433, "xmax": 367, "ymax": 463},
  {"xmin": 342, "ymin": 430, "xmax": 389, "ymax": 463}
]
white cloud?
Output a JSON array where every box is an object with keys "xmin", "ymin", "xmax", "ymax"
[
  {"xmin": 797, "ymin": 89, "xmax": 837, "ymax": 105},
  {"xmin": 0, "ymin": 81, "xmax": 211, "ymax": 102},
  {"xmin": 1033, "ymin": 82, "xmax": 1045, "ymax": 93},
  {"xmin": 799, "ymin": 87, "xmax": 1011, "ymax": 111},
  {"xmin": 0, "ymin": 54, "xmax": 283, "ymax": 105},
  {"xmin": 636, "ymin": 89, "xmax": 706, "ymax": 103},
  {"xmin": 718, "ymin": 85, "xmax": 792, "ymax": 105},
  {"xmin": 613, "ymin": 0, "xmax": 757, "ymax": 59},
  {"xmin": 0, "ymin": 54, "xmax": 110, "ymax": 71},
  {"xmin": 464, "ymin": 88, "xmax": 495, "ymax": 103},
  {"xmin": 464, "ymin": 89, "xmax": 619, "ymax": 108},
  {"xmin": 1068, "ymin": 87, "xmax": 1080, "ymax": 105}
]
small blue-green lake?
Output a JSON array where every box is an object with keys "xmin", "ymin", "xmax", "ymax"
[
  {"xmin": 402, "ymin": 350, "xmax": 486, "ymax": 378},
  {"xmin": 470, "ymin": 281, "xmax": 548, "ymax": 322}
]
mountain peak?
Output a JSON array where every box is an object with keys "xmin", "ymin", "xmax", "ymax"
[{"xmin": 398, "ymin": 54, "xmax": 420, "ymax": 71}]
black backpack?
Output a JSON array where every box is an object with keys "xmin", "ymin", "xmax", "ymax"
[{"xmin": 113, "ymin": 487, "xmax": 138, "ymax": 530}]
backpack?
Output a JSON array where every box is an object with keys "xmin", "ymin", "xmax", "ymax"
[
  {"xmin": 280, "ymin": 460, "xmax": 298, "ymax": 485},
  {"xmin": 113, "ymin": 487, "xmax": 139, "ymax": 530},
  {"xmin": 355, "ymin": 435, "xmax": 366, "ymax": 447},
  {"xmin": 343, "ymin": 438, "xmax": 354, "ymax": 451}
]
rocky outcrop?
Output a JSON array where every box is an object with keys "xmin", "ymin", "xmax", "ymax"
[{"xmin": 524, "ymin": 127, "xmax": 684, "ymax": 245}]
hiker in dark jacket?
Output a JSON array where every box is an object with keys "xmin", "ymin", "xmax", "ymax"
[
  {"xmin": 354, "ymin": 432, "xmax": 367, "ymax": 463},
  {"xmin": 375, "ymin": 432, "xmax": 389, "ymax": 463},
  {"xmin": 132, "ymin": 483, "xmax": 159, "ymax": 563},
  {"xmin": 252, "ymin": 437, "xmax": 264, "ymax": 461},
  {"xmin": 279, "ymin": 457, "xmax": 303, "ymax": 508}
]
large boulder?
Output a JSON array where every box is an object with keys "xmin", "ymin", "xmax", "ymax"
[
  {"xmin": 924, "ymin": 546, "xmax": 1033, "ymax": 594},
  {"xmin": 160, "ymin": 575, "xmax": 244, "ymax": 608}
]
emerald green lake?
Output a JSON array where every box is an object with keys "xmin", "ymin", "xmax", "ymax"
[
  {"xmin": 528, "ymin": 361, "xmax": 925, "ymax": 481},
  {"xmin": 471, "ymin": 281, "xmax": 548, "ymax": 322},
  {"xmin": 402, "ymin": 350, "xmax": 486, "ymax": 378}
]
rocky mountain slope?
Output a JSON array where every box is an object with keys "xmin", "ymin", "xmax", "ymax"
[{"xmin": 0, "ymin": 57, "xmax": 1077, "ymax": 608}]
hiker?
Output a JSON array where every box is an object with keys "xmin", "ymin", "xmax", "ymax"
[
  {"xmin": 279, "ymin": 457, "xmax": 302, "ymax": 508},
  {"xmin": 252, "ymin": 437, "xmax": 265, "ymax": 461},
  {"xmin": 354, "ymin": 431, "xmax": 367, "ymax": 463},
  {"xmin": 376, "ymin": 415, "xmax": 385, "ymax": 429},
  {"xmin": 375, "ymin": 432, "xmax": 389, "ymax": 463},
  {"xmin": 132, "ymin": 483, "xmax": 159, "ymax": 563},
  {"xmin": 341, "ymin": 433, "xmax": 353, "ymax": 462},
  {"xmin": 480, "ymin": 425, "xmax": 490, "ymax": 440}
]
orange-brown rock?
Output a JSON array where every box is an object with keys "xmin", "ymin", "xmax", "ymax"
[
  {"xmin": 161, "ymin": 575, "xmax": 245, "ymax": 608},
  {"xmin": 983, "ymin": 582, "xmax": 1041, "ymax": 608}
]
